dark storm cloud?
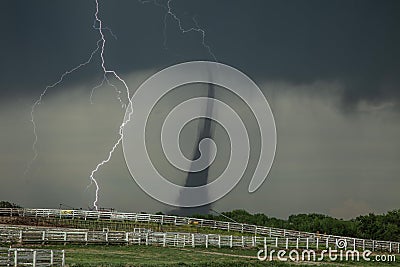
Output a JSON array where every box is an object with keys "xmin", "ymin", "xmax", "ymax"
[
  {"xmin": 1, "ymin": 0, "xmax": 400, "ymax": 219},
  {"xmin": 1, "ymin": 0, "xmax": 400, "ymax": 109}
]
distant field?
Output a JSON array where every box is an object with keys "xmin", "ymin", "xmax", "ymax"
[{"xmin": 24, "ymin": 245, "xmax": 398, "ymax": 267}]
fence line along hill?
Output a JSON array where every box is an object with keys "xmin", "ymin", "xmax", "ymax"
[{"xmin": 0, "ymin": 208, "xmax": 399, "ymax": 253}]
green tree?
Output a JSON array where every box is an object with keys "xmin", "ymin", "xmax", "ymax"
[{"xmin": 0, "ymin": 201, "xmax": 21, "ymax": 208}]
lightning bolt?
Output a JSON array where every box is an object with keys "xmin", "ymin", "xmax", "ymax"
[
  {"xmin": 139, "ymin": 0, "xmax": 217, "ymax": 61},
  {"xmin": 25, "ymin": 40, "xmax": 101, "ymax": 176},
  {"xmin": 26, "ymin": 0, "xmax": 134, "ymax": 211},
  {"xmin": 164, "ymin": 0, "xmax": 217, "ymax": 61},
  {"xmin": 88, "ymin": 0, "xmax": 134, "ymax": 210}
]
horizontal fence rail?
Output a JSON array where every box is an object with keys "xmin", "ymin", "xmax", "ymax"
[
  {"xmin": 0, "ymin": 208, "xmax": 399, "ymax": 253},
  {"xmin": 0, "ymin": 247, "xmax": 65, "ymax": 267}
]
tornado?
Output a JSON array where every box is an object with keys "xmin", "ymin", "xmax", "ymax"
[{"xmin": 171, "ymin": 82, "xmax": 215, "ymax": 216}]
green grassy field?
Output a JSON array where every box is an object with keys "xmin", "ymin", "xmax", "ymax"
[{"xmin": 24, "ymin": 244, "xmax": 398, "ymax": 267}]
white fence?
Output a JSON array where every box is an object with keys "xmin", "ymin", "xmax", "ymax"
[
  {"xmin": 0, "ymin": 208, "xmax": 399, "ymax": 253},
  {"xmin": 0, "ymin": 247, "xmax": 64, "ymax": 267},
  {"xmin": 1, "ymin": 226, "xmax": 399, "ymax": 253}
]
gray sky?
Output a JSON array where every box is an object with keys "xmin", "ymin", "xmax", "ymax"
[{"xmin": 0, "ymin": 0, "xmax": 399, "ymax": 219}]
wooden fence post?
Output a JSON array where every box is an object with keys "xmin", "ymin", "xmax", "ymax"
[
  {"xmin": 14, "ymin": 250, "xmax": 18, "ymax": 267},
  {"xmin": 205, "ymin": 235, "xmax": 208, "ymax": 248},
  {"xmin": 192, "ymin": 234, "xmax": 195, "ymax": 248},
  {"xmin": 316, "ymin": 238, "xmax": 319, "ymax": 250},
  {"xmin": 50, "ymin": 250, "xmax": 54, "ymax": 265},
  {"xmin": 32, "ymin": 250, "xmax": 37, "ymax": 267}
]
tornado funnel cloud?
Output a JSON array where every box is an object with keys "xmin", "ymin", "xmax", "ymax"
[{"xmin": 175, "ymin": 83, "xmax": 215, "ymax": 215}]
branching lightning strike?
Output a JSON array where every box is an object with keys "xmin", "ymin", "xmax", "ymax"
[
  {"xmin": 164, "ymin": 0, "xmax": 217, "ymax": 61},
  {"xmin": 84, "ymin": 0, "xmax": 134, "ymax": 210},
  {"xmin": 139, "ymin": 0, "xmax": 216, "ymax": 61},
  {"xmin": 25, "ymin": 39, "xmax": 102, "ymax": 176},
  {"xmin": 27, "ymin": 0, "xmax": 133, "ymax": 210}
]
